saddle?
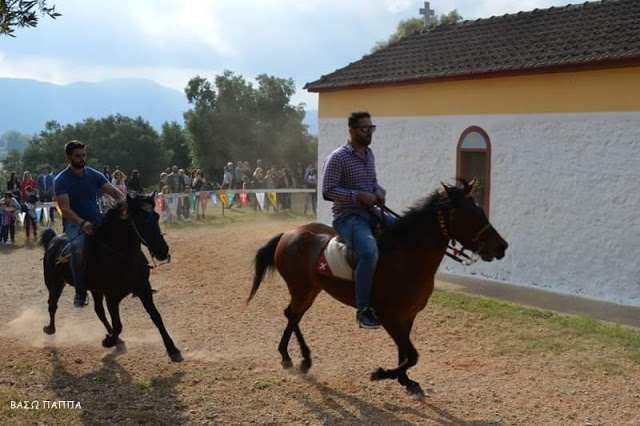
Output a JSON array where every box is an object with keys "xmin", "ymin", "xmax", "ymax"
[{"xmin": 316, "ymin": 236, "xmax": 358, "ymax": 281}]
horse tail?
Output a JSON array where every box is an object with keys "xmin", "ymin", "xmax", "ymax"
[
  {"xmin": 247, "ymin": 233, "xmax": 284, "ymax": 304},
  {"xmin": 40, "ymin": 228, "xmax": 57, "ymax": 250}
]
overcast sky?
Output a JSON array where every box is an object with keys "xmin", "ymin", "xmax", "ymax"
[{"xmin": 0, "ymin": 0, "xmax": 583, "ymax": 109}]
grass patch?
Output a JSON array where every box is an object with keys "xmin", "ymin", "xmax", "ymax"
[
  {"xmin": 431, "ymin": 289, "xmax": 640, "ymax": 363},
  {"xmin": 244, "ymin": 376, "xmax": 287, "ymax": 390}
]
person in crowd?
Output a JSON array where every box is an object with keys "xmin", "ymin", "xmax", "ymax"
[
  {"xmin": 36, "ymin": 165, "xmax": 55, "ymax": 224},
  {"xmin": 159, "ymin": 172, "xmax": 168, "ymax": 192},
  {"xmin": 20, "ymin": 171, "xmax": 36, "ymax": 203},
  {"xmin": 7, "ymin": 171, "xmax": 20, "ymax": 200},
  {"xmin": 126, "ymin": 169, "xmax": 142, "ymax": 193},
  {"xmin": 264, "ymin": 168, "xmax": 277, "ymax": 212},
  {"xmin": 22, "ymin": 186, "xmax": 39, "ymax": 240},
  {"xmin": 191, "ymin": 169, "xmax": 206, "ymax": 219},
  {"xmin": 178, "ymin": 169, "xmax": 190, "ymax": 189},
  {"xmin": 160, "ymin": 185, "xmax": 172, "ymax": 222},
  {"xmin": 166, "ymin": 165, "xmax": 184, "ymax": 194},
  {"xmin": 304, "ymin": 165, "xmax": 318, "ymax": 215},
  {"xmin": 221, "ymin": 166, "xmax": 233, "ymax": 189},
  {"xmin": 102, "ymin": 166, "xmax": 111, "ymax": 182},
  {"xmin": 192, "ymin": 169, "xmax": 206, "ymax": 192},
  {"xmin": 251, "ymin": 168, "xmax": 265, "ymax": 211},
  {"xmin": 295, "ymin": 162, "xmax": 305, "ymax": 188},
  {"xmin": 0, "ymin": 191, "xmax": 20, "ymax": 244},
  {"xmin": 279, "ymin": 167, "xmax": 292, "ymax": 211},
  {"xmin": 181, "ymin": 185, "xmax": 191, "ymax": 220},
  {"xmin": 111, "ymin": 170, "xmax": 127, "ymax": 193}
]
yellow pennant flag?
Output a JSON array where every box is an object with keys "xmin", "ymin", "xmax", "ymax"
[
  {"xmin": 218, "ymin": 190, "xmax": 228, "ymax": 207},
  {"xmin": 267, "ymin": 192, "xmax": 277, "ymax": 206},
  {"xmin": 56, "ymin": 205, "xmax": 62, "ymax": 216}
]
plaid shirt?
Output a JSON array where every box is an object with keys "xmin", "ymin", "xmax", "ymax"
[{"xmin": 322, "ymin": 142, "xmax": 385, "ymax": 221}]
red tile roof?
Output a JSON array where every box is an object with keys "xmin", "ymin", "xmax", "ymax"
[{"xmin": 305, "ymin": 0, "xmax": 640, "ymax": 92}]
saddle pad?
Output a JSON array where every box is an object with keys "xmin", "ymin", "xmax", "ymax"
[{"xmin": 316, "ymin": 237, "xmax": 353, "ymax": 281}]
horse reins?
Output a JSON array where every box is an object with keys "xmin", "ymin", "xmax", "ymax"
[{"xmin": 381, "ymin": 203, "xmax": 481, "ymax": 266}]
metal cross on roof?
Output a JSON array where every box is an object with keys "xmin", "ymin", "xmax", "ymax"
[{"xmin": 419, "ymin": 1, "xmax": 435, "ymax": 27}]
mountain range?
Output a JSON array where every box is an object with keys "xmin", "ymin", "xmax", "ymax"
[{"xmin": 0, "ymin": 78, "xmax": 318, "ymax": 138}]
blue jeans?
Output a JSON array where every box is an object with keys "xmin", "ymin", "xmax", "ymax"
[
  {"xmin": 64, "ymin": 221, "xmax": 87, "ymax": 291},
  {"xmin": 333, "ymin": 212, "xmax": 396, "ymax": 311}
]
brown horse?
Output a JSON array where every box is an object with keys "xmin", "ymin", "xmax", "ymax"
[{"xmin": 248, "ymin": 180, "xmax": 508, "ymax": 395}]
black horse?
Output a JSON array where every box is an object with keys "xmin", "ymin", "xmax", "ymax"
[{"xmin": 40, "ymin": 193, "xmax": 182, "ymax": 362}]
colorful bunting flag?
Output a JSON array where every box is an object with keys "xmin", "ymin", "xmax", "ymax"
[
  {"xmin": 36, "ymin": 208, "xmax": 43, "ymax": 221},
  {"xmin": 43, "ymin": 207, "xmax": 50, "ymax": 224},
  {"xmin": 18, "ymin": 212, "xmax": 26, "ymax": 226},
  {"xmin": 155, "ymin": 194, "xmax": 164, "ymax": 211},
  {"xmin": 228, "ymin": 191, "xmax": 236, "ymax": 205},
  {"xmin": 256, "ymin": 193, "xmax": 265, "ymax": 210},
  {"xmin": 188, "ymin": 193, "xmax": 196, "ymax": 211},
  {"xmin": 56, "ymin": 205, "xmax": 62, "ymax": 216},
  {"xmin": 239, "ymin": 193, "xmax": 248, "ymax": 207},
  {"xmin": 200, "ymin": 191, "xmax": 209, "ymax": 211},
  {"xmin": 267, "ymin": 192, "xmax": 277, "ymax": 206},
  {"xmin": 210, "ymin": 192, "xmax": 219, "ymax": 205},
  {"xmin": 218, "ymin": 190, "xmax": 228, "ymax": 207}
]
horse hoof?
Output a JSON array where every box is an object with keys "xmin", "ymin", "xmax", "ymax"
[
  {"xmin": 407, "ymin": 383, "xmax": 425, "ymax": 397},
  {"xmin": 281, "ymin": 359, "xmax": 293, "ymax": 369},
  {"xmin": 371, "ymin": 368, "xmax": 386, "ymax": 381},
  {"xmin": 300, "ymin": 359, "xmax": 312, "ymax": 374},
  {"xmin": 102, "ymin": 335, "xmax": 116, "ymax": 348},
  {"xmin": 43, "ymin": 325, "xmax": 55, "ymax": 335},
  {"xmin": 169, "ymin": 351, "xmax": 183, "ymax": 362}
]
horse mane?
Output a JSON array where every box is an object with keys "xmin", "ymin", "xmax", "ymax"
[{"xmin": 378, "ymin": 181, "xmax": 470, "ymax": 255}]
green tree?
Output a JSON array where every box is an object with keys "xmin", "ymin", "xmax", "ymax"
[
  {"xmin": 0, "ymin": 149, "xmax": 23, "ymax": 183},
  {"xmin": 184, "ymin": 70, "xmax": 316, "ymax": 181},
  {"xmin": 21, "ymin": 116, "xmax": 169, "ymax": 188},
  {"xmin": 0, "ymin": 0, "xmax": 60, "ymax": 36},
  {"xmin": 371, "ymin": 10, "xmax": 464, "ymax": 53},
  {"xmin": 160, "ymin": 121, "xmax": 191, "ymax": 169},
  {"xmin": 1, "ymin": 129, "xmax": 30, "ymax": 152}
]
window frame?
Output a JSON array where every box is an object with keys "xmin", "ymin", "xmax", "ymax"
[{"xmin": 456, "ymin": 126, "xmax": 492, "ymax": 218}]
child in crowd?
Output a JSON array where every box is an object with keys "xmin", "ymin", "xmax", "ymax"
[
  {"xmin": 23, "ymin": 186, "xmax": 39, "ymax": 240},
  {"xmin": 0, "ymin": 192, "xmax": 20, "ymax": 244},
  {"xmin": 161, "ymin": 185, "xmax": 172, "ymax": 222}
]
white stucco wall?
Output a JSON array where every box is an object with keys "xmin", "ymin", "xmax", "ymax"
[{"xmin": 317, "ymin": 112, "xmax": 640, "ymax": 306}]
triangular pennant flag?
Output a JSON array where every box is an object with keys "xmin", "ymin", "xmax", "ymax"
[
  {"xmin": 268, "ymin": 192, "xmax": 277, "ymax": 206},
  {"xmin": 171, "ymin": 194, "xmax": 179, "ymax": 206},
  {"xmin": 228, "ymin": 191, "xmax": 236, "ymax": 205},
  {"xmin": 200, "ymin": 192, "xmax": 209, "ymax": 210},
  {"xmin": 43, "ymin": 207, "xmax": 50, "ymax": 224},
  {"xmin": 188, "ymin": 193, "xmax": 196, "ymax": 211},
  {"xmin": 210, "ymin": 192, "xmax": 219, "ymax": 205},
  {"xmin": 256, "ymin": 193, "xmax": 265, "ymax": 210},
  {"xmin": 36, "ymin": 208, "xmax": 43, "ymax": 221},
  {"xmin": 56, "ymin": 205, "xmax": 62, "ymax": 216},
  {"xmin": 239, "ymin": 193, "xmax": 248, "ymax": 207},
  {"xmin": 218, "ymin": 190, "xmax": 228, "ymax": 207},
  {"xmin": 18, "ymin": 212, "xmax": 26, "ymax": 226},
  {"xmin": 155, "ymin": 194, "xmax": 164, "ymax": 211},
  {"xmin": 179, "ymin": 193, "xmax": 187, "ymax": 207}
]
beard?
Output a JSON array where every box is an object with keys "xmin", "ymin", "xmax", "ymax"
[{"xmin": 71, "ymin": 159, "xmax": 85, "ymax": 169}]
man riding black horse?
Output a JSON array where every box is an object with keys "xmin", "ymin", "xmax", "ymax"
[{"xmin": 54, "ymin": 140, "xmax": 124, "ymax": 307}]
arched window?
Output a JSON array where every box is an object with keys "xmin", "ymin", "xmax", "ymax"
[{"xmin": 456, "ymin": 126, "xmax": 491, "ymax": 217}]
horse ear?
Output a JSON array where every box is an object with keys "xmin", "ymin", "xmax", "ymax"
[{"xmin": 441, "ymin": 182, "xmax": 450, "ymax": 197}]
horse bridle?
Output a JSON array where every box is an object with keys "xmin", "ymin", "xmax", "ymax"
[{"xmin": 382, "ymin": 203, "xmax": 491, "ymax": 266}]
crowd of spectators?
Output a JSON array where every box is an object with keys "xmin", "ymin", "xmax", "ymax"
[{"xmin": 1, "ymin": 159, "xmax": 319, "ymax": 241}]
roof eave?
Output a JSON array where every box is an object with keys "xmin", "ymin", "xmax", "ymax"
[{"xmin": 305, "ymin": 57, "xmax": 640, "ymax": 93}]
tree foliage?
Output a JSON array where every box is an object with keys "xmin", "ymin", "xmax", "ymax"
[
  {"xmin": 0, "ymin": 129, "xmax": 30, "ymax": 152},
  {"xmin": 184, "ymin": 70, "xmax": 316, "ymax": 181},
  {"xmin": 0, "ymin": 0, "xmax": 61, "ymax": 36},
  {"xmin": 13, "ymin": 115, "xmax": 169, "ymax": 187},
  {"xmin": 371, "ymin": 10, "xmax": 464, "ymax": 53},
  {"xmin": 160, "ymin": 121, "xmax": 191, "ymax": 169}
]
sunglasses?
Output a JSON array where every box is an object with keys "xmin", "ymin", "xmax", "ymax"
[{"xmin": 351, "ymin": 125, "xmax": 377, "ymax": 134}]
